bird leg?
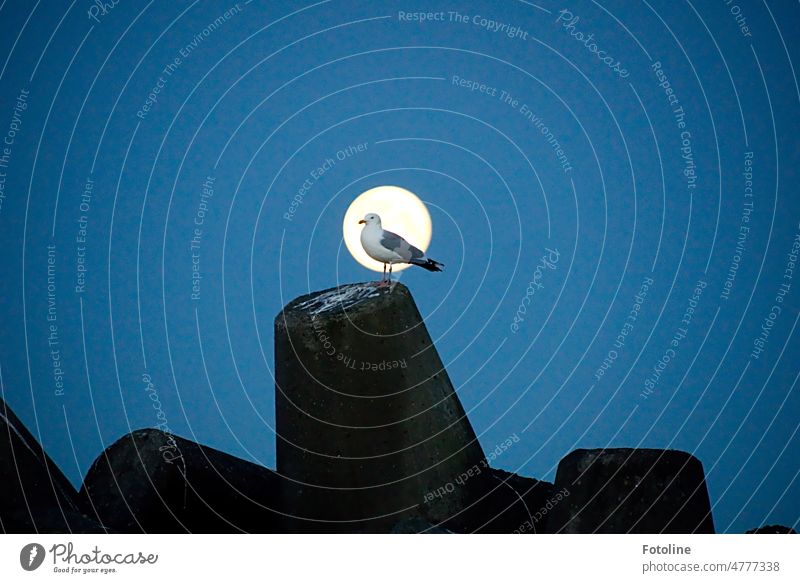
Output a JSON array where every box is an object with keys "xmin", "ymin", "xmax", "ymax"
[
  {"xmin": 376, "ymin": 263, "xmax": 389, "ymax": 287},
  {"xmin": 376, "ymin": 264, "xmax": 393, "ymax": 288}
]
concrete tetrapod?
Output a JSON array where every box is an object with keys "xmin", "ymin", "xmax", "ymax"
[
  {"xmin": 275, "ymin": 282, "xmax": 490, "ymax": 532},
  {"xmin": 546, "ymin": 448, "xmax": 715, "ymax": 533},
  {"xmin": 1, "ymin": 397, "xmax": 106, "ymax": 533},
  {"xmin": 79, "ymin": 429, "xmax": 286, "ymax": 533}
]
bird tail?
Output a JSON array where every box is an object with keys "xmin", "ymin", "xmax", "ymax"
[{"xmin": 410, "ymin": 258, "xmax": 444, "ymax": 272}]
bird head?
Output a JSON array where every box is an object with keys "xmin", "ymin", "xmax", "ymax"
[{"xmin": 358, "ymin": 213, "xmax": 381, "ymax": 226}]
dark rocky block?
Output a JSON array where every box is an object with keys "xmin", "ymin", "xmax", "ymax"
[
  {"xmin": 441, "ymin": 467, "xmax": 556, "ymax": 533},
  {"xmin": 79, "ymin": 429, "xmax": 285, "ymax": 533},
  {"xmin": 746, "ymin": 525, "xmax": 796, "ymax": 534},
  {"xmin": 390, "ymin": 517, "xmax": 452, "ymax": 533},
  {"xmin": 546, "ymin": 448, "xmax": 715, "ymax": 533},
  {"xmin": 275, "ymin": 282, "xmax": 489, "ymax": 532},
  {"xmin": 484, "ymin": 468, "xmax": 555, "ymax": 533},
  {"xmin": 1, "ymin": 397, "xmax": 106, "ymax": 533}
]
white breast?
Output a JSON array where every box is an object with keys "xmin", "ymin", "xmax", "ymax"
[{"xmin": 361, "ymin": 226, "xmax": 402, "ymax": 263}]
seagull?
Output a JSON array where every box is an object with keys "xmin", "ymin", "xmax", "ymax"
[{"xmin": 359, "ymin": 213, "xmax": 444, "ymax": 284}]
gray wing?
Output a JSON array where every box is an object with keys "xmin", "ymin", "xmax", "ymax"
[{"xmin": 381, "ymin": 230, "xmax": 424, "ymax": 262}]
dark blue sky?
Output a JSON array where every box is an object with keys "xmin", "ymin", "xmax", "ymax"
[{"xmin": 0, "ymin": 1, "xmax": 797, "ymax": 533}]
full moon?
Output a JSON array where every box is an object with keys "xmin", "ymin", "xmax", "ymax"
[{"xmin": 343, "ymin": 186, "xmax": 432, "ymax": 272}]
